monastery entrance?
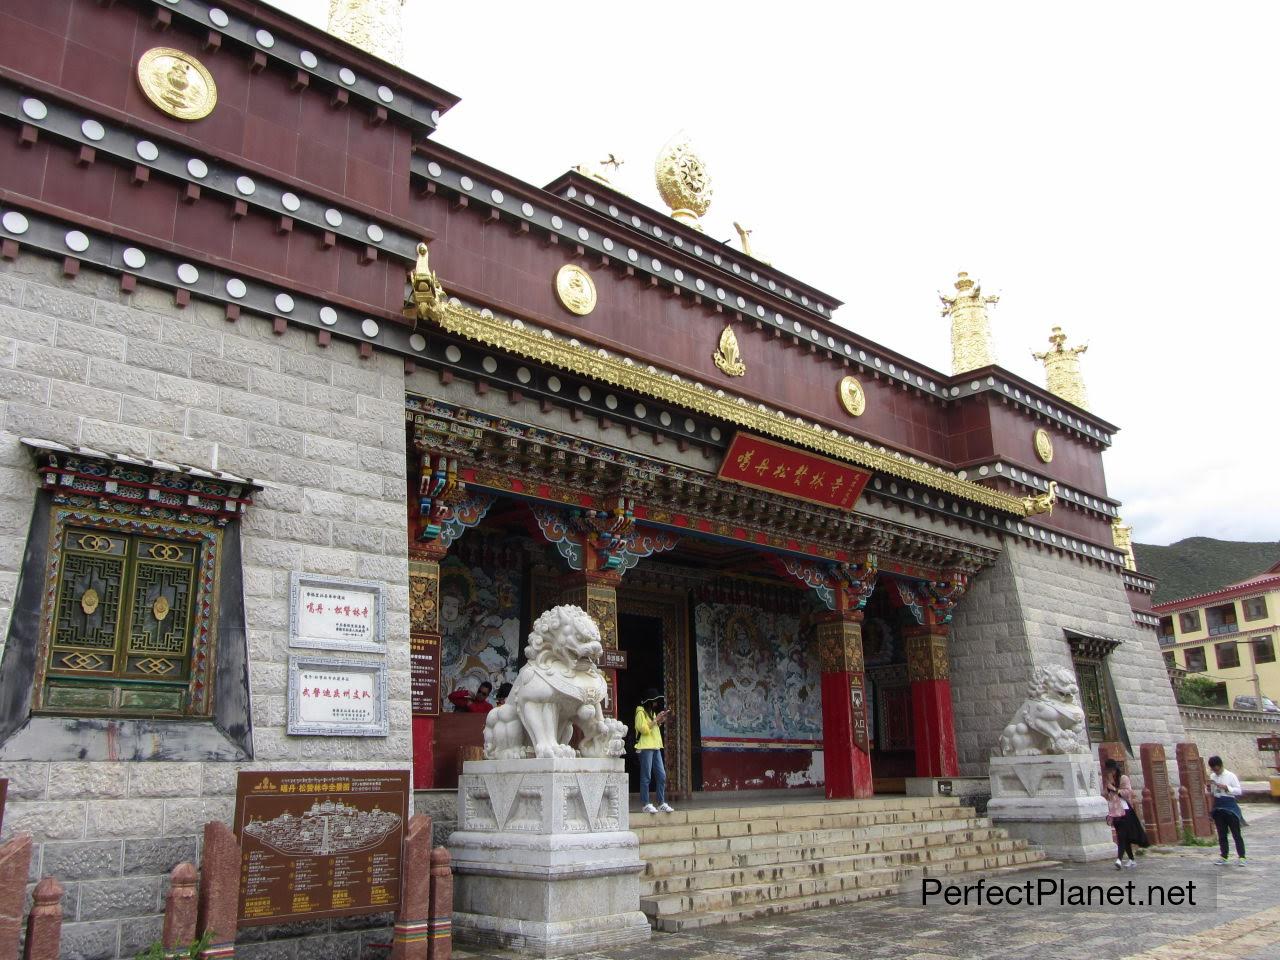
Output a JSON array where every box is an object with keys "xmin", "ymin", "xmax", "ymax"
[{"xmin": 408, "ymin": 396, "xmax": 983, "ymax": 798}]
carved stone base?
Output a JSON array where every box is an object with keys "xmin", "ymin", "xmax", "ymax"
[
  {"xmin": 449, "ymin": 758, "xmax": 650, "ymax": 957},
  {"xmin": 987, "ymin": 755, "xmax": 1113, "ymax": 862}
]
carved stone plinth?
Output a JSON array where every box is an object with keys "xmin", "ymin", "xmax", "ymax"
[
  {"xmin": 449, "ymin": 758, "xmax": 650, "ymax": 958},
  {"xmin": 987, "ymin": 755, "xmax": 1112, "ymax": 862}
]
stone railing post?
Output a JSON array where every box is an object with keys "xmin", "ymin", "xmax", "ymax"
[
  {"xmin": 427, "ymin": 847, "xmax": 453, "ymax": 960},
  {"xmin": 197, "ymin": 821, "xmax": 241, "ymax": 958},
  {"xmin": 22, "ymin": 876, "xmax": 63, "ymax": 960},
  {"xmin": 164, "ymin": 862, "xmax": 199, "ymax": 952},
  {"xmin": 391, "ymin": 815, "xmax": 433, "ymax": 960},
  {"xmin": 0, "ymin": 833, "xmax": 33, "ymax": 958}
]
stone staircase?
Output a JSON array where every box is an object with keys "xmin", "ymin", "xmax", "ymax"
[{"xmin": 634, "ymin": 795, "xmax": 1047, "ymax": 931}]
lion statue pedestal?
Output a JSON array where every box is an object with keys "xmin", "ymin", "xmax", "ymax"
[
  {"xmin": 986, "ymin": 665, "xmax": 1112, "ymax": 862},
  {"xmin": 449, "ymin": 606, "xmax": 650, "ymax": 957}
]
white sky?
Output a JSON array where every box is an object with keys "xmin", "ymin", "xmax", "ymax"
[{"xmin": 274, "ymin": 0, "xmax": 1280, "ymax": 546}]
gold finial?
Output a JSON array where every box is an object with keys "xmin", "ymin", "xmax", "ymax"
[
  {"xmin": 406, "ymin": 241, "xmax": 446, "ymax": 323},
  {"xmin": 939, "ymin": 272, "xmax": 999, "ymax": 374},
  {"xmin": 713, "ymin": 324, "xmax": 746, "ymax": 377},
  {"xmin": 655, "ymin": 132, "xmax": 712, "ymax": 232},
  {"xmin": 732, "ymin": 222, "xmax": 771, "ymax": 266},
  {"xmin": 1022, "ymin": 480, "xmax": 1057, "ymax": 516},
  {"xmin": 574, "ymin": 153, "xmax": 625, "ymax": 188},
  {"xmin": 1111, "ymin": 518, "xmax": 1136, "ymax": 571},
  {"xmin": 326, "ymin": 0, "xmax": 406, "ymax": 65},
  {"xmin": 1032, "ymin": 325, "xmax": 1090, "ymax": 410}
]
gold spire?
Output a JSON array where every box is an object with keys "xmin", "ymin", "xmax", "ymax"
[
  {"xmin": 1111, "ymin": 518, "xmax": 1136, "ymax": 571},
  {"xmin": 655, "ymin": 132, "xmax": 712, "ymax": 232},
  {"xmin": 1033, "ymin": 326, "xmax": 1090, "ymax": 410},
  {"xmin": 326, "ymin": 0, "xmax": 406, "ymax": 65},
  {"xmin": 939, "ymin": 272, "xmax": 998, "ymax": 374}
]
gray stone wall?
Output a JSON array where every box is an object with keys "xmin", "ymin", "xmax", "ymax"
[
  {"xmin": 0, "ymin": 254, "xmax": 411, "ymax": 959},
  {"xmin": 1179, "ymin": 706, "xmax": 1280, "ymax": 781},
  {"xmin": 950, "ymin": 539, "xmax": 1188, "ymax": 788}
]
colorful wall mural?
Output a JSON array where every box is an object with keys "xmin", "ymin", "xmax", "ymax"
[
  {"xmin": 694, "ymin": 602, "xmax": 822, "ymax": 747},
  {"xmin": 439, "ymin": 551, "xmax": 522, "ymax": 704}
]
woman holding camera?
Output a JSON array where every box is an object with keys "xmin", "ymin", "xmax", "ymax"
[{"xmin": 635, "ymin": 688, "xmax": 675, "ymax": 814}]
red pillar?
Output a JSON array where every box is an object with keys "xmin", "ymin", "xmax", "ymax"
[
  {"xmin": 905, "ymin": 625, "xmax": 959, "ymax": 778},
  {"xmin": 817, "ymin": 611, "xmax": 873, "ymax": 799},
  {"xmin": 409, "ymin": 546, "xmax": 446, "ymax": 790}
]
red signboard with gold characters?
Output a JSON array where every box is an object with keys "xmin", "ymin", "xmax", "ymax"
[{"xmin": 717, "ymin": 433, "xmax": 871, "ymax": 510}]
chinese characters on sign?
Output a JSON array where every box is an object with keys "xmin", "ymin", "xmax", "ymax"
[
  {"xmin": 234, "ymin": 771, "xmax": 408, "ymax": 927},
  {"xmin": 289, "ymin": 573, "xmax": 385, "ymax": 653},
  {"xmin": 850, "ymin": 676, "xmax": 869, "ymax": 753},
  {"xmin": 716, "ymin": 433, "xmax": 871, "ymax": 511},
  {"xmin": 297, "ymin": 671, "xmax": 376, "ymax": 725},
  {"xmin": 287, "ymin": 656, "xmax": 389, "ymax": 737},
  {"xmin": 410, "ymin": 634, "xmax": 440, "ymax": 716}
]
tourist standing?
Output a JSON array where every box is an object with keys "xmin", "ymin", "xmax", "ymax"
[
  {"xmin": 1102, "ymin": 758, "xmax": 1147, "ymax": 868},
  {"xmin": 1207, "ymin": 755, "xmax": 1246, "ymax": 865},
  {"xmin": 635, "ymin": 688, "xmax": 674, "ymax": 814}
]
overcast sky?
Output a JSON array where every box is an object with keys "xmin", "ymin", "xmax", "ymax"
[{"xmin": 276, "ymin": 1, "xmax": 1279, "ymax": 546}]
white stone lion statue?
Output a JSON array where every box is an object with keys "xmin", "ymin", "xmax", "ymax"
[
  {"xmin": 995, "ymin": 664, "xmax": 1089, "ymax": 756},
  {"xmin": 483, "ymin": 605, "xmax": 628, "ymax": 760}
]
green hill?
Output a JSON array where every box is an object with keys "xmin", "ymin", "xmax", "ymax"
[{"xmin": 1134, "ymin": 538, "xmax": 1280, "ymax": 605}]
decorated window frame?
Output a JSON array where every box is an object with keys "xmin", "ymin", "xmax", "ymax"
[
  {"xmin": 0, "ymin": 440, "xmax": 259, "ymax": 761},
  {"xmin": 35, "ymin": 509, "xmax": 222, "ymax": 718}
]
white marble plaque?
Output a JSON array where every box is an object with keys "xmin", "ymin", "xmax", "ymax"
[
  {"xmin": 289, "ymin": 572, "xmax": 386, "ymax": 653},
  {"xmin": 287, "ymin": 655, "xmax": 389, "ymax": 737}
]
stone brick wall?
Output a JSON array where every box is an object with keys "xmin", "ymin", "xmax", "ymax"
[
  {"xmin": 0, "ymin": 253, "xmax": 411, "ymax": 959},
  {"xmin": 950, "ymin": 539, "xmax": 1188, "ymax": 787},
  {"xmin": 1178, "ymin": 706, "xmax": 1280, "ymax": 781}
]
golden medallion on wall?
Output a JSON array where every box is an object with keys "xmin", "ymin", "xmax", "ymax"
[
  {"xmin": 152, "ymin": 595, "xmax": 172, "ymax": 622},
  {"xmin": 838, "ymin": 376, "xmax": 866, "ymax": 417},
  {"xmin": 1034, "ymin": 427, "xmax": 1054, "ymax": 463},
  {"xmin": 137, "ymin": 47, "xmax": 218, "ymax": 122},
  {"xmin": 554, "ymin": 264, "xmax": 597, "ymax": 316},
  {"xmin": 80, "ymin": 588, "xmax": 100, "ymax": 616}
]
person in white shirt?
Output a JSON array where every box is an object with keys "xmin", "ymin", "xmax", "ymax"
[{"xmin": 1206, "ymin": 755, "xmax": 1246, "ymax": 865}]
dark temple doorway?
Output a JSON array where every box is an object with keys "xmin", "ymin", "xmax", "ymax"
[{"xmin": 618, "ymin": 612, "xmax": 665, "ymax": 794}]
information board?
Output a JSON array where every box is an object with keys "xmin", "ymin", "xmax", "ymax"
[
  {"xmin": 234, "ymin": 770, "xmax": 408, "ymax": 927},
  {"xmin": 410, "ymin": 633, "xmax": 441, "ymax": 715}
]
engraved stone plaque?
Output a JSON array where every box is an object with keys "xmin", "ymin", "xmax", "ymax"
[{"xmin": 289, "ymin": 572, "xmax": 386, "ymax": 653}]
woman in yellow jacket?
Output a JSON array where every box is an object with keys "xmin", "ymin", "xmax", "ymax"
[{"xmin": 635, "ymin": 688, "xmax": 674, "ymax": 813}]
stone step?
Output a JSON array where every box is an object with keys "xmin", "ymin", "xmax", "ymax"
[
  {"xmin": 635, "ymin": 795, "xmax": 964, "ymax": 828},
  {"xmin": 631, "ymin": 805, "xmax": 980, "ymax": 844},
  {"xmin": 647, "ymin": 857, "xmax": 1050, "ymax": 932},
  {"xmin": 639, "ymin": 844, "xmax": 1037, "ymax": 915},
  {"xmin": 649, "ymin": 882, "xmax": 904, "ymax": 931},
  {"xmin": 643, "ymin": 849, "xmax": 1046, "ymax": 926},
  {"xmin": 641, "ymin": 834, "xmax": 1029, "ymax": 895},
  {"xmin": 637, "ymin": 816, "xmax": 995, "ymax": 862},
  {"xmin": 640, "ymin": 823, "xmax": 1012, "ymax": 878}
]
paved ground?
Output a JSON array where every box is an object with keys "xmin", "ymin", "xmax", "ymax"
[{"xmin": 453, "ymin": 804, "xmax": 1280, "ymax": 960}]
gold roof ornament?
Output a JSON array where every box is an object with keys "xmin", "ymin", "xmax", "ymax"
[
  {"xmin": 406, "ymin": 241, "xmax": 446, "ymax": 324},
  {"xmin": 655, "ymin": 132, "xmax": 712, "ymax": 231},
  {"xmin": 1111, "ymin": 518, "xmax": 1136, "ymax": 571},
  {"xmin": 732, "ymin": 222, "xmax": 771, "ymax": 265},
  {"xmin": 326, "ymin": 0, "xmax": 406, "ymax": 65},
  {"xmin": 1033, "ymin": 326, "xmax": 1090, "ymax": 411},
  {"xmin": 939, "ymin": 272, "xmax": 998, "ymax": 375},
  {"xmin": 1022, "ymin": 481, "xmax": 1057, "ymax": 517},
  {"xmin": 575, "ymin": 154, "xmax": 625, "ymax": 188},
  {"xmin": 713, "ymin": 325, "xmax": 746, "ymax": 377}
]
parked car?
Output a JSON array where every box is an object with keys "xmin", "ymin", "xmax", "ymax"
[{"xmin": 1233, "ymin": 695, "xmax": 1280, "ymax": 713}]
